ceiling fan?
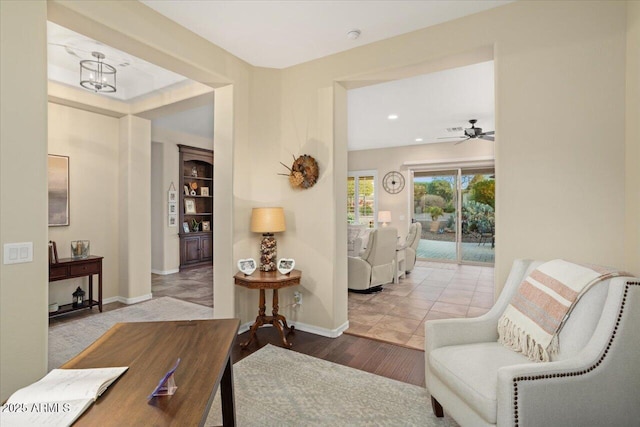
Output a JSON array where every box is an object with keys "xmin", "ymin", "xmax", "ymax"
[{"xmin": 439, "ymin": 119, "xmax": 494, "ymax": 144}]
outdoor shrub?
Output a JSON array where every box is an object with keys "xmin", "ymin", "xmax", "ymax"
[
  {"xmin": 422, "ymin": 194, "xmax": 445, "ymax": 209},
  {"xmin": 462, "ymin": 200, "xmax": 494, "ymax": 234},
  {"xmin": 469, "ymin": 179, "xmax": 495, "ymax": 208},
  {"xmin": 446, "ymin": 215, "xmax": 455, "ymax": 229},
  {"xmin": 443, "ymin": 201, "xmax": 455, "ymax": 213},
  {"xmin": 428, "ymin": 206, "xmax": 444, "ymax": 221}
]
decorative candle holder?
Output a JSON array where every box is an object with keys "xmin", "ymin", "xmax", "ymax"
[{"xmin": 71, "ymin": 240, "xmax": 90, "ymax": 259}]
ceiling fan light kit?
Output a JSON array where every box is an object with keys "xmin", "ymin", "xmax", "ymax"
[
  {"xmin": 438, "ymin": 119, "xmax": 495, "ymax": 144},
  {"xmin": 79, "ymin": 51, "xmax": 117, "ymax": 93}
]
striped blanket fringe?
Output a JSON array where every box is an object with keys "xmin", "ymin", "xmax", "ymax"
[
  {"xmin": 498, "ymin": 259, "xmax": 629, "ymax": 362},
  {"xmin": 498, "ymin": 316, "xmax": 558, "ymax": 362}
]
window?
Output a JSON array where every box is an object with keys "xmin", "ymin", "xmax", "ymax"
[{"xmin": 347, "ymin": 171, "xmax": 377, "ymax": 228}]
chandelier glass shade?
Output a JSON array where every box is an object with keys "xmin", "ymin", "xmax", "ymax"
[{"xmin": 79, "ymin": 51, "xmax": 116, "ymax": 93}]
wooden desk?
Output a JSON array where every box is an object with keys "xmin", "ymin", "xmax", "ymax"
[
  {"xmin": 63, "ymin": 319, "xmax": 240, "ymax": 427},
  {"xmin": 234, "ymin": 270, "xmax": 301, "ymax": 349},
  {"xmin": 49, "ymin": 255, "xmax": 103, "ymax": 317}
]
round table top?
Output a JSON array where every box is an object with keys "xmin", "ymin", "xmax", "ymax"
[{"xmin": 233, "ymin": 269, "xmax": 301, "ymax": 289}]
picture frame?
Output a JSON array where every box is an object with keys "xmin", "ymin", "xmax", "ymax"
[
  {"xmin": 168, "ymin": 202, "xmax": 177, "ymax": 214},
  {"xmin": 182, "ymin": 222, "xmax": 190, "ymax": 233},
  {"xmin": 48, "ymin": 154, "xmax": 70, "ymax": 226},
  {"xmin": 168, "ymin": 214, "xmax": 177, "ymax": 227},
  {"xmin": 277, "ymin": 258, "xmax": 295, "ymax": 275},
  {"xmin": 237, "ymin": 258, "xmax": 257, "ymax": 276},
  {"xmin": 184, "ymin": 198, "xmax": 196, "ymax": 214},
  {"xmin": 200, "ymin": 187, "xmax": 209, "ymax": 196},
  {"xmin": 202, "ymin": 221, "xmax": 210, "ymax": 231},
  {"xmin": 168, "ymin": 190, "xmax": 177, "ymax": 203}
]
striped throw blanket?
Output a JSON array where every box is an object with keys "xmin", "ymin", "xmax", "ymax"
[{"xmin": 498, "ymin": 259, "xmax": 627, "ymax": 362}]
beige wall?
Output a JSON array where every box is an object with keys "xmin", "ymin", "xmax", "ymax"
[
  {"xmin": 0, "ymin": 0, "xmax": 49, "ymax": 401},
  {"xmin": 118, "ymin": 115, "xmax": 152, "ymax": 302},
  {"xmin": 626, "ymin": 1, "xmax": 640, "ymax": 276},
  {"xmin": 348, "ymin": 142, "xmax": 495, "ymax": 239},
  {"xmin": 48, "ymin": 103, "xmax": 120, "ymax": 305},
  {"xmin": 2, "ymin": 0, "xmax": 638, "ymax": 400},
  {"xmin": 276, "ymin": 1, "xmax": 630, "ymax": 298}
]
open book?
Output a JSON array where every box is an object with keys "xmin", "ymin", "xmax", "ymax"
[{"xmin": 1, "ymin": 366, "xmax": 128, "ymax": 427}]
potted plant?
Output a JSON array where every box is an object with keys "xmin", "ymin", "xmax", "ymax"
[{"xmin": 428, "ymin": 206, "xmax": 444, "ymax": 232}]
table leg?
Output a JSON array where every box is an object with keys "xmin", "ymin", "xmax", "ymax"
[
  {"xmin": 89, "ymin": 275, "xmax": 94, "ymax": 310},
  {"xmin": 239, "ymin": 289, "xmax": 266, "ymax": 349},
  {"xmin": 271, "ymin": 289, "xmax": 293, "ymax": 348},
  {"xmin": 220, "ymin": 355, "xmax": 236, "ymax": 427},
  {"xmin": 98, "ymin": 266, "xmax": 103, "ymax": 312}
]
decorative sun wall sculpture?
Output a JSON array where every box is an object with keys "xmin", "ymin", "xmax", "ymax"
[{"xmin": 280, "ymin": 154, "xmax": 319, "ymax": 189}]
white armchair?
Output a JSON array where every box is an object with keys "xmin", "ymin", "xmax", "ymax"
[
  {"xmin": 347, "ymin": 224, "xmax": 365, "ymax": 257},
  {"xmin": 404, "ymin": 222, "xmax": 422, "ymax": 273},
  {"xmin": 348, "ymin": 227, "xmax": 397, "ymax": 292},
  {"xmin": 425, "ymin": 259, "xmax": 640, "ymax": 426}
]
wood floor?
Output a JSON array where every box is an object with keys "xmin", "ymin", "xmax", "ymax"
[
  {"xmin": 50, "ymin": 267, "xmax": 426, "ymax": 387},
  {"xmin": 149, "ymin": 266, "xmax": 426, "ymax": 386}
]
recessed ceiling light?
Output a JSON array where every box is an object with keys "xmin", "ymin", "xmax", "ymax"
[
  {"xmin": 415, "ymin": 138, "xmax": 423, "ymax": 142},
  {"xmin": 387, "ymin": 114, "xmax": 398, "ymax": 120}
]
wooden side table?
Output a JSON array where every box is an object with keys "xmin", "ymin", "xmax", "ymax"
[
  {"xmin": 49, "ymin": 255, "xmax": 103, "ymax": 317},
  {"xmin": 234, "ymin": 269, "xmax": 301, "ymax": 348}
]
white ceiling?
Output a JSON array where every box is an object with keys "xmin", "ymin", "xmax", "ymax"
[
  {"xmin": 141, "ymin": 0, "xmax": 511, "ymax": 69},
  {"xmin": 348, "ymin": 61, "xmax": 495, "ymax": 151},
  {"xmin": 47, "ymin": 21, "xmax": 188, "ymax": 101},
  {"xmin": 47, "ymin": 1, "xmax": 505, "ymax": 148}
]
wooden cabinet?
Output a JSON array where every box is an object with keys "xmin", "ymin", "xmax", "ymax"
[
  {"xmin": 181, "ymin": 234, "xmax": 213, "ymax": 266},
  {"xmin": 178, "ymin": 145, "xmax": 214, "ymax": 269}
]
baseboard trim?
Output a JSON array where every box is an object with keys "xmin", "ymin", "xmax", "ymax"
[
  {"xmin": 151, "ymin": 269, "xmax": 179, "ymax": 275},
  {"xmin": 102, "ymin": 296, "xmax": 120, "ymax": 305},
  {"xmin": 238, "ymin": 320, "xmax": 349, "ymax": 338},
  {"xmin": 112, "ymin": 294, "xmax": 153, "ymax": 305}
]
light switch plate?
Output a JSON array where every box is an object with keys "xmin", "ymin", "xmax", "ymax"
[{"xmin": 3, "ymin": 242, "xmax": 33, "ymax": 264}]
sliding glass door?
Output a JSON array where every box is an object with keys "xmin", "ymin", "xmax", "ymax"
[
  {"xmin": 414, "ymin": 171, "xmax": 458, "ymax": 261},
  {"xmin": 413, "ymin": 168, "xmax": 495, "ymax": 264}
]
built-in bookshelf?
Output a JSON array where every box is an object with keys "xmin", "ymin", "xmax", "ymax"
[{"xmin": 178, "ymin": 145, "xmax": 214, "ymax": 269}]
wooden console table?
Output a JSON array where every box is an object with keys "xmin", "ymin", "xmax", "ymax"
[
  {"xmin": 49, "ymin": 255, "xmax": 103, "ymax": 317},
  {"xmin": 234, "ymin": 269, "xmax": 301, "ymax": 348},
  {"xmin": 62, "ymin": 319, "xmax": 240, "ymax": 426}
]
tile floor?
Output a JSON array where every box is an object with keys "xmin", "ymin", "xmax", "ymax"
[{"xmin": 346, "ymin": 260, "xmax": 495, "ymax": 350}]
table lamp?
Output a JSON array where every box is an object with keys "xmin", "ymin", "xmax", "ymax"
[
  {"xmin": 378, "ymin": 210, "xmax": 391, "ymax": 227},
  {"xmin": 250, "ymin": 207, "xmax": 286, "ymax": 271}
]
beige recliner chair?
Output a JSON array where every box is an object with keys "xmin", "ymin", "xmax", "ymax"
[
  {"xmin": 404, "ymin": 222, "xmax": 422, "ymax": 273},
  {"xmin": 425, "ymin": 259, "xmax": 640, "ymax": 426},
  {"xmin": 348, "ymin": 227, "xmax": 397, "ymax": 292}
]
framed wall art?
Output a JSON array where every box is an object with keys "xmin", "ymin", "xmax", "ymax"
[{"xmin": 48, "ymin": 154, "xmax": 69, "ymax": 226}]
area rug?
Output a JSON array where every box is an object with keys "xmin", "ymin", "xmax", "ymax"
[
  {"xmin": 48, "ymin": 297, "xmax": 213, "ymax": 370},
  {"xmin": 206, "ymin": 344, "xmax": 458, "ymax": 427}
]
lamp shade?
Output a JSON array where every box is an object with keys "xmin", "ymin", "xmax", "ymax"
[
  {"xmin": 377, "ymin": 211, "xmax": 391, "ymax": 223},
  {"xmin": 250, "ymin": 207, "xmax": 286, "ymax": 233}
]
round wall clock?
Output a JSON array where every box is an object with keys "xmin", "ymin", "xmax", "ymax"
[{"xmin": 382, "ymin": 171, "xmax": 405, "ymax": 194}]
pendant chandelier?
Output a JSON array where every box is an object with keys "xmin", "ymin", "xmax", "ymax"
[{"xmin": 79, "ymin": 51, "xmax": 116, "ymax": 93}]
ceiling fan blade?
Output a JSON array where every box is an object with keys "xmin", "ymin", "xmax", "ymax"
[
  {"xmin": 454, "ymin": 137, "xmax": 471, "ymax": 145},
  {"xmin": 483, "ymin": 131, "xmax": 495, "ymax": 135},
  {"xmin": 437, "ymin": 136, "xmax": 464, "ymax": 139},
  {"xmin": 480, "ymin": 135, "xmax": 495, "ymax": 141}
]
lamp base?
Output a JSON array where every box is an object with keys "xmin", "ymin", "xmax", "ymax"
[{"xmin": 260, "ymin": 233, "xmax": 277, "ymax": 272}]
